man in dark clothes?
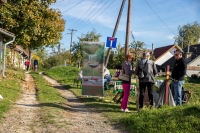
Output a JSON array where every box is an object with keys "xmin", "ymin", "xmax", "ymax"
[
  {"xmin": 171, "ymin": 50, "xmax": 187, "ymax": 106},
  {"xmin": 33, "ymin": 58, "xmax": 38, "ymax": 72}
]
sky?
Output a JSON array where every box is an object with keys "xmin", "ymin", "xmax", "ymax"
[{"xmin": 50, "ymin": 0, "xmax": 200, "ymax": 51}]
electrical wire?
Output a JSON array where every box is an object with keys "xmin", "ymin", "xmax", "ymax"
[
  {"xmin": 75, "ymin": 0, "xmax": 110, "ymax": 29},
  {"xmin": 144, "ymin": 0, "xmax": 176, "ymax": 36},
  {"xmin": 69, "ymin": 0, "xmax": 98, "ymax": 29},
  {"xmin": 74, "ymin": 0, "xmax": 104, "ymax": 28},
  {"xmin": 77, "ymin": 0, "xmax": 116, "ymax": 30},
  {"xmin": 62, "ymin": 0, "xmax": 85, "ymax": 14}
]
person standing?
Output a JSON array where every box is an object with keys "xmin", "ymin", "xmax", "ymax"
[
  {"xmin": 33, "ymin": 58, "xmax": 38, "ymax": 72},
  {"xmin": 135, "ymin": 52, "xmax": 157, "ymax": 109},
  {"xmin": 120, "ymin": 54, "xmax": 134, "ymax": 112},
  {"xmin": 103, "ymin": 67, "xmax": 112, "ymax": 90},
  {"xmin": 25, "ymin": 59, "xmax": 30, "ymax": 71},
  {"xmin": 171, "ymin": 50, "xmax": 186, "ymax": 106},
  {"xmin": 78, "ymin": 69, "xmax": 83, "ymax": 81}
]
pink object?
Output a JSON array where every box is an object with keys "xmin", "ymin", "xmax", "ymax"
[{"xmin": 120, "ymin": 82, "xmax": 130, "ymax": 110}]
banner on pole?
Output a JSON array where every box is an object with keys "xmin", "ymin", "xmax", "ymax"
[{"xmin": 82, "ymin": 42, "xmax": 105, "ymax": 97}]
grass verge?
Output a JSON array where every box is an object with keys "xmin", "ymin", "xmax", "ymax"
[
  {"xmin": 0, "ymin": 69, "xmax": 25, "ymax": 120},
  {"xmin": 30, "ymin": 72, "xmax": 72, "ymax": 130}
]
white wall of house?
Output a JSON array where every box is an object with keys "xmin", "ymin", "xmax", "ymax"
[
  {"xmin": 8, "ymin": 51, "xmax": 26, "ymax": 69},
  {"xmin": 155, "ymin": 47, "xmax": 177, "ymax": 66},
  {"xmin": 186, "ymin": 57, "xmax": 200, "ymax": 77},
  {"xmin": 188, "ymin": 58, "xmax": 200, "ymax": 66},
  {"xmin": 186, "ymin": 70, "xmax": 200, "ymax": 77}
]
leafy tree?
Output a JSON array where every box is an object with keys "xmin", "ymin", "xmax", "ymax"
[
  {"xmin": 130, "ymin": 41, "xmax": 146, "ymax": 66},
  {"xmin": 107, "ymin": 44, "xmax": 124, "ymax": 69},
  {"xmin": 176, "ymin": 21, "xmax": 200, "ymax": 48},
  {"xmin": 78, "ymin": 29, "xmax": 101, "ymax": 42},
  {"xmin": 71, "ymin": 42, "xmax": 83, "ymax": 68},
  {"xmin": 0, "ymin": 0, "xmax": 65, "ymax": 60},
  {"xmin": 43, "ymin": 50, "xmax": 70, "ymax": 69},
  {"xmin": 31, "ymin": 47, "xmax": 49, "ymax": 70},
  {"xmin": 71, "ymin": 29, "xmax": 102, "ymax": 67}
]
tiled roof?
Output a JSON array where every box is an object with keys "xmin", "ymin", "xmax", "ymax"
[
  {"xmin": 0, "ymin": 0, "xmax": 7, "ymax": 5},
  {"xmin": 0, "ymin": 28, "xmax": 15, "ymax": 38},
  {"xmin": 14, "ymin": 45, "xmax": 29, "ymax": 57},
  {"xmin": 154, "ymin": 45, "xmax": 174, "ymax": 59}
]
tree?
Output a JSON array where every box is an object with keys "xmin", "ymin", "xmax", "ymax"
[
  {"xmin": 43, "ymin": 49, "xmax": 70, "ymax": 69},
  {"xmin": 130, "ymin": 41, "xmax": 146, "ymax": 66},
  {"xmin": 71, "ymin": 29, "xmax": 102, "ymax": 67},
  {"xmin": 0, "ymin": 0, "xmax": 65, "ymax": 60},
  {"xmin": 176, "ymin": 21, "xmax": 200, "ymax": 48},
  {"xmin": 71, "ymin": 42, "xmax": 83, "ymax": 68},
  {"xmin": 78, "ymin": 29, "xmax": 101, "ymax": 42},
  {"xmin": 106, "ymin": 44, "xmax": 125, "ymax": 69}
]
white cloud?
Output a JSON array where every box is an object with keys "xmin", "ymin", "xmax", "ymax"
[{"xmin": 167, "ymin": 35, "xmax": 175, "ymax": 40}]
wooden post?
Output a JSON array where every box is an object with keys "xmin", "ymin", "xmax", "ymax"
[
  {"xmin": 165, "ymin": 65, "xmax": 170, "ymax": 105},
  {"xmin": 125, "ymin": 0, "xmax": 132, "ymax": 56}
]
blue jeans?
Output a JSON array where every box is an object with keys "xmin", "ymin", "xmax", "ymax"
[
  {"xmin": 104, "ymin": 78, "xmax": 111, "ymax": 90},
  {"xmin": 172, "ymin": 80, "xmax": 184, "ymax": 105}
]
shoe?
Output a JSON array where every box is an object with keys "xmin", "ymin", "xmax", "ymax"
[
  {"xmin": 121, "ymin": 108, "xmax": 124, "ymax": 112},
  {"xmin": 124, "ymin": 108, "xmax": 131, "ymax": 112}
]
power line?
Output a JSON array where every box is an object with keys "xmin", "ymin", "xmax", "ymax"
[
  {"xmin": 62, "ymin": 0, "xmax": 84, "ymax": 14},
  {"xmin": 74, "ymin": 0, "xmax": 104, "ymax": 28},
  {"xmin": 144, "ymin": 0, "xmax": 176, "ymax": 36},
  {"xmin": 78, "ymin": 0, "xmax": 116, "ymax": 30},
  {"xmin": 76, "ymin": 0, "xmax": 110, "ymax": 29},
  {"xmin": 69, "ymin": 0, "xmax": 98, "ymax": 29}
]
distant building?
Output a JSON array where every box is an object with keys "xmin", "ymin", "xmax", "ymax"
[
  {"xmin": 154, "ymin": 44, "xmax": 183, "ymax": 72},
  {"xmin": 182, "ymin": 43, "xmax": 200, "ymax": 77},
  {"xmin": 154, "ymin": 43, "xmax": 200, "ymax": 77}
]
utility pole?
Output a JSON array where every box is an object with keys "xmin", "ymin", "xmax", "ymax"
[
  {"xmin": 58, "ymin": 43, "xmax": 61, "ymax": 55},
  {"xmin": 67, "ymin": 29, "xmax": 77, "ymax": 64},
  {"xmin": 104, "ymin": 0, "xmax": 126, "ymax": 67},
  {"xmin": 125, "ymin": 0, "xmax": 132, "ymax": 56}
]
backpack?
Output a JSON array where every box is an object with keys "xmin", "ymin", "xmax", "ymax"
[{"xmin": 138, "ymin": 60, "xmax": 148, "ymax": 79}]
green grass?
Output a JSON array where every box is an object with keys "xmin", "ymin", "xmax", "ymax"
[
  {"xmin": 44, "ymin": 66, "xmax": 200, "ymax": 132},
  {"xmin": 31, "ymin": 72, "xmax": 67, "ymax": 128},
  {"xmin": 0, "ymin": 69, "xmax": 25, "ymax": 120}
]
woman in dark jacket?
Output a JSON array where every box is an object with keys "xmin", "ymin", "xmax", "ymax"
[{"xmin": 120, "ymin": 54, "xmax": 134, "ymax": 112}]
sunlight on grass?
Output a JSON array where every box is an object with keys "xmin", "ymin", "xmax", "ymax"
[
  {"xmin": 44, "ymin": 66, "xmax": 200, "ymax": 132},
  {"xmin": 0, "ymin": 69, "xmax": 25, "ymax": 120}
]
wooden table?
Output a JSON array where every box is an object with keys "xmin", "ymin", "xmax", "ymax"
[{"xmin": 109, "ymin": 78, "xmax": 137, "ymax": 103}]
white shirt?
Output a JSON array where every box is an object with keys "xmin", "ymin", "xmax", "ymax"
[
  {"xmin": 78, "ymin": 70, "xmax": 83, "ymax": 79},
  {"xmin": 104, "ymin": 68, "xmax": 111, "ymax": 79}
]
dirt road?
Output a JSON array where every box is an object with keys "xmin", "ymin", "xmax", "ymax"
[{"xmin": 0, "ymin": 73, "xmax": 127, "ymax": 133}]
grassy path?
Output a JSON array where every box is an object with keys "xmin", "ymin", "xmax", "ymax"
[
  {"xmin": 0, "ymin": 73, "xmax": 39, "ymax": 132},
  {"xmin": 42, "ymin": 74, "xmax": 128, "ymax": 133}
]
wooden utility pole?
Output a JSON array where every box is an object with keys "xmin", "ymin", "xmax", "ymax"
[
  {"xmin": 125, "ymin": 0, "xmax": 132, "ymax": 56},
  {"xmin": 67, "ymin": 29, "xmax": 77, "ymax": 64},
  {"xmin": 165, "ymin": 65, "xmax": 170, "ymax": 105},
  {"xmin": 104, "ymin": 0, "xmax": 126, "ymax": 67}
]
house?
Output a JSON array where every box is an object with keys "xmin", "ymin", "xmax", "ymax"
[
  {"xmin": 0, "ymin": 0, "xmax": 7, "ymax": 4},
  {"xmin": 8, "ymin": 45, "xmax": 29, "ymax": 69},
  {"xmin": 182, "ymin": 43, "xmax": 200, "ymax": 77},
  {"xmin": 0, "ymin": 27, "xmax": 16, "ymax": 77},
  {"xmin": 154, "ymin": 44, "xmax": 183, "ymax": 71},
  {"xmin": 154, "ymin": 43, "xmax": 200, "ymax": 77}
]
